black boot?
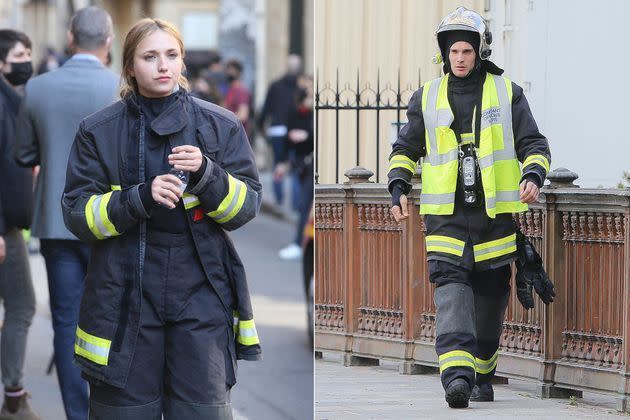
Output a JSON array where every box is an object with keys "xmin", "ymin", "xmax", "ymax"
[
  {"xmin": 470, "ymin": 383, "xmax": 494, "ymax": 402},
  {"xmin": 445, "ymin": 378, "xmax": 471, "ymax": 408}
]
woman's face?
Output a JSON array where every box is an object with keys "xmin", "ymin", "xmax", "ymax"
[{"xmin": 130, "ymin": 29, "xmax": 182, "ymax": 98}]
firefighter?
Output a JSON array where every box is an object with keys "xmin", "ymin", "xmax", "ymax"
[
  {"xmin": 61, "ymin": 18, "xmax": 261, "ymax": 419},
  {"xmin": 388, "ymin": 7, "xmax": 552, "ymax": 408}
]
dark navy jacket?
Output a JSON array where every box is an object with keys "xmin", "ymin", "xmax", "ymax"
[{"xmin": 62, "ymin": 90, "xmax": 262, "ymax": 388}]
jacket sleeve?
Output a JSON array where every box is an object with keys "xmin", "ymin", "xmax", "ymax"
[
  {"xmin": 187, "ymin": 120, "xmax": 261, "ymax": 231},
  {"xmin": 511, "ymin": 82, "xmax": 551, "ymax": 187},
  {"xmin": 387, "ymin": 88, "xmax": 426, "ymax": 194},
  {"xmin": 61, "ymin": 122, "xmax": 149, "ymax": 243},
  {"xmin": 13, "ymin": 95, "xmax": 40, "ymax": 167}
]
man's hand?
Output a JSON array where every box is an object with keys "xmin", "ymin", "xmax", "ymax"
[
  {"xmin": 0, "ymin": 236, "xmax": 5, "ymax": 264},
  {"xmin": 168, "ymin": 145, "xmax": 203, "ymax": 173},
  {"xmin": 390, "ymin": 194, "xmax": 409, "ymax": 222},
  {"xmin": 519, "ymin": 180, "xmax": 539, "ymax": 203},
  {"xmin": 151, "ymin": 174, "xmax": 183, "ymax": 209}
]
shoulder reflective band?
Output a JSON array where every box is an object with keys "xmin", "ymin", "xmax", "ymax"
[
  {"xmin": 438, "ymin": 350, "xmax": 475, "ymax": 373},
  {"xmin": 473, "ymin": 233, "xmax": 517, "ymax": 262},
  {"xmin": 522, "ymin": 154, "xmax": 550, "ymax": 173},
  {"xmin": 475, "ymin": 350, "xmax": 499, "ymax": 374},
  {"xmin": 110, "ymin": 185, "xmax": 121, "ymax": 191},
  {"xmin": 237, "ymin": 319, "xmax": 260, "ymax": 346},
  {"xmin": 388, "ymin": 154, "xmax": 417, "ymax": 174},
  {"xmin": 182, "ymin": 193, "xmax": 201, "ymax": 210},
  {"xmin": 425, "ymin": 235, "xmax": 465, "ymax": 257},
  {"xmin": 85, "ymin": 191, "xmax": 120, "ymax": 239},
  {"xmin": 207, "ymin": 174, "xmax": 247, "ymax": 224},
  {"xmin": 74, "ymin": 326, "xmax": 111, "ymax": 366}
]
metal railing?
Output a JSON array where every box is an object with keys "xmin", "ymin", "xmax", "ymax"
[
  {"xmin": 314, "ymin": 169, "xmax": 630, "ymax": 412},
  {"xmin": 315, "ymin": 69, "xmax": 420, "ymax": 183}
]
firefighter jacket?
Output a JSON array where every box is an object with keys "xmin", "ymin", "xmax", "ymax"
[
  {"xmin": 62, "ymin": 90, "xmax": 262, "ymax": 388},
  {"xmin": 388, "ymin": 69, "xmax": 551, "ymax": 270}
]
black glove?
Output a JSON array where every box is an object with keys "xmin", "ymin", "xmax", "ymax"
[
  {"xmin": 515, "ymin": 228, "xmax": 555, "ymax": 309},
  {"xmin": 390, "ymin": 182, "xmax": 405, "ymax": 208}
]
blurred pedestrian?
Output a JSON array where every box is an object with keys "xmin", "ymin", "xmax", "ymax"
[
  {"xmin": 258, "ymin": 54, "xmax": 301, "ymax": 206},
  {"xmin": 61, "ymin": 17, "xmax": 261, "ymax": 419},
  {"xmin": 202, "ymin": 52, "xmax": 228, "ymax": 98},
  {"xmin": 13, "ymin": 7, "xmax": 118, "ymax": 420},
  {"xmin": 36, "ymin": 46, "xmax": 59, "ymax": 75},
  {"xmin": 0, "ymin": 28, "xmax": 40, "ymax": 420},
  {"xmin": 191, "ymin": 76, "xmax": 221, "ymax": 104},
  {"xmin": 224, "ymin": 59, "xmax": 252, "ymax": 142},
  {"xmin": 275, "ymin": 74, "xmax": 314, "ymax": 260}
]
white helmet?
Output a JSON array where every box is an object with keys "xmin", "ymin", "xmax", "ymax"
[{"xmin": 436, "ymin": 7, "xmax": 492, "ymax": 61}]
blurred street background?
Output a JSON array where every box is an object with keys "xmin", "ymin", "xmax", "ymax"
[{"xmin": 1, "ymin": 0, "xmax": 314, "ymax": 418}]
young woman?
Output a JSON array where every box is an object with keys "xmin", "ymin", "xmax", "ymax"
[{"xmin": 61, "ymin": 18, "xmax": 261, "ymax": 419}]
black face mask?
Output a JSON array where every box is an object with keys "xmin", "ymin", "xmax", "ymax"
[
  {"xmin": 226, "ymin": 74, "xmax": 236, "ymax": 83},
  {"xmin": 4, "ymin": 61, "xmax": 33, "ymax": 86},
  {"xmin": 297, "ymin": 88, "xmax": 308, "ymax": 102}
]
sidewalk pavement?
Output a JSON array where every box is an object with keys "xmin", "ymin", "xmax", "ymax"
[{"xmin": 315, "ymin": 352, "xmax": 629, "ymax": 420}]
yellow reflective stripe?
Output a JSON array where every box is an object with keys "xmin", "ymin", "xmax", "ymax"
[
  {"xmin": 208, "ymin": 175, "xmax": 247, "ymax": 223},
  {"xmin": 85, "ymin": 195, "xmax": 104, "ymax": 240},
  {"xmin": 238, "ymin": 319, "xmax": 260, "ymax": 346},
  {"xmin": 475, "ymin": 351, "xmax": 499, "ymax": 374},
  {"xmin": 75, "ymin": 326, "xmax": 111, "ymax": 366},
  {"xmin": 99, "ymin": 192, "xmax": 119, "ymax": 236},
  {"xmin": 425, "ymin": 235, "xmax": 465, "ymax": 257},
  {"xmin": 440, "ymin": 359, "xmax": 476, "ymax": 372},
  {"xmin": 438, "ymin": 350, "xmax": 475, "ymax": 362},
  {"xmin": 426, "ymin": 235, "xmax": 465, "ymax": 247},
  {"xmin": 426, "ymin": 245, "xmax": 464, "ymax": 256},
  {"xmin": 473, "ymin": 233, "xmax": 516, "ymax": 251},
  {"xmin": 209, "ymin": 175, "xmax": 236, "ymax": 217},
  {"xmin": 182, "ymin": 193, "xmax": 200, "ymax": 210},
  {"xmin": 388, "ymin": 155, "xmax": 417, "ymax": 173},
  {"xmin": 110, "ymin": 185, "xmax": 121, "ymax": 191},
  {"xmin": 216, "ymin": 179, "xmax": 246, "ymax": 223},
  {"xmin": 438, "ymin": 350, "xmax": 476, "ymax": 373},
  {"xmin": 460, "ymin": 132, "xmax": 474, "ymax": 144},
  {"xmin": 522, "ymin": 154, "xmax": 550, "ymax": 173},
  {"xmin": 473, "ymin": 233, "xmax": 517, "ymax": 262}
]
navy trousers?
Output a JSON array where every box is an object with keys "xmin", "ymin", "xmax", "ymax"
[{"xmin": 88, "ymin": 230, "xmax": 236, "ymax": 420}]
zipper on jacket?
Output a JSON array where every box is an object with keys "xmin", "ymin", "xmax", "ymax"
[{"xmin": 113, "ymin": 111, "xmax": 146, "ymax": 352}]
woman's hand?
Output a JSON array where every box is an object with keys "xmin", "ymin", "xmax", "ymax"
[
  {"xmin": 151, "ymin": 174, "xmax": 183, "ymax": 209},
  {"xmin": 168, "ymin": 145, "xmax": 204, "ymax": 173}
]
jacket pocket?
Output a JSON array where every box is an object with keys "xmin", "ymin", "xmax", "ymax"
[{"xmin": 196, "ymin": 124, "xmax": 220, "ymax": 161}]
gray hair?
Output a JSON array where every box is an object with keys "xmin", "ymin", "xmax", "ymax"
[{"xmin": 70, "ymin": 6, "xmax": 113, "ymax": 50}]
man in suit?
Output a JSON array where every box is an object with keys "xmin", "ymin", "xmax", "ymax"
[{"xmin": 14, "ymin": 7, "xmax": 118, "ymax": 420}]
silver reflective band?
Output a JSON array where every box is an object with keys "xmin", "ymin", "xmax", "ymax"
[
  {"xmin": 239, "ymin": 327, "xmax": 258, "ymax": 338},
  {"xmin": 473, "ymin": 239, "xmax": 516, "ymax": 258},
  {"xmin": 492, "ymin": 75, "xmax": 514, "ymax": 147},
  {"xmin": 213, "ymin": 180, "xmax": 244, "ymax": 220},
  {"xmin": 476, "ymin": 352, "xmax": 498, "ymax": 370},
  {"xmin": 478, "ymin": 148, "xmax": 516, "ymax": 169},
  {"xmin": 426, "ymin": 149, "xmax": 459, "ymax": 166},
  {"xmin": 421, "ymin": 192, "xmax": 455, "ymax": 205},
  {"xmin": 436, "ymin": 108, "xmax": 454, "ymax": 127},
  {"xmin": 76, "ymin": 336, "xmax": 109, "ymax": 359},
  {"xmin": 91, "ymin": 195, "xmax": 115, "ymax": 238},
  {"xmin": 425, "ymin": 239, "xmax": 464, "ymax": 252},
  {"xmin": 486, "ymin": 190, "xmax": 521, "ymax": 209}
]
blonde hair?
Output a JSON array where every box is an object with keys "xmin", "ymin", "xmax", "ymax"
[{"xmin": 119, "ymin": 18, "xmax": 189, "ymax": 99}]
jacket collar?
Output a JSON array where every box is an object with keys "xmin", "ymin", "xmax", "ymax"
[{"xmin": 126, "ymin": 89, "xmax": 190, "ymax": 135}]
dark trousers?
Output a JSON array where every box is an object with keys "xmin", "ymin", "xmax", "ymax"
[
  {"xmin": 40, "ymin": 239, "xmax": 90, "ymax": 420},
  {"xmin": 430, "ymin": 260, "xmax": 510, "ymax": 390},
  {"xmin": 88, "ymin": 230, "xmax": 235, "ymax": 420},
  {"xmin": 269, "ymin": 135, "xmax": 287, "ymax": 205}
]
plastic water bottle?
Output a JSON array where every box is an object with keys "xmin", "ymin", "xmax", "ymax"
[{"xmin": 169, "ymin": 168, "xmax": 189, "ymax": 192}]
